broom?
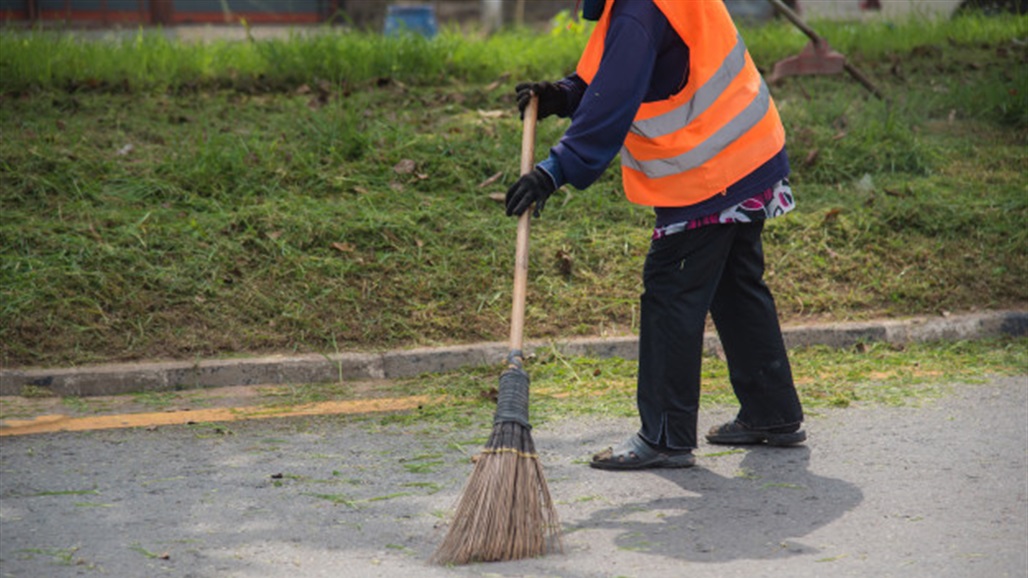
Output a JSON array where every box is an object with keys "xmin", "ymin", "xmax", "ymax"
[{"xmin": 431, "ymin": 96, "xmax": 562, "ymax": 565}]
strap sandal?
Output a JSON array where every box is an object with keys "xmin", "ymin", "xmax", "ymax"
[
  {"xmin": 590, "ymin": 434, "xmax": 695, "ymax": 471},
  {"xmin": 706, "ymin": 420, "xmax": 807, "ymax": 447}
]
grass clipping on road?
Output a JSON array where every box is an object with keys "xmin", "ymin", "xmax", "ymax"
[
  {"xmin": 3, "ymin": 338, "xmax": 1024, "ymax": 431},
  {"xmin": 0, "ymin": 15, "xmax": 1026, "ymax": 368}
]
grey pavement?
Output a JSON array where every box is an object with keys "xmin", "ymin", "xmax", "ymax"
[
  {"xmin": 0, "ymin": 374, "xmax": 1025, "ymax": 578},
  {"xmin": 0, "ymin": 310, "xmax": 1026, "ymax": 577}
]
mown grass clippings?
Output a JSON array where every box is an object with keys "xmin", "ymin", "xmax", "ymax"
[
  {"xmin": 366, "ymin": 492, "xmax": 414, "ymax": 502},
  {"xmin": 257, "ymin": 382, "xmax": 357, "ymax": 407},
  {"xmin": 401, "ymin": 481, "xmax": 442, "ymax": 494},
  {"xmin": 377, "ymin": 337, "xmax": 1027, "ymax": 430},
  {"xmin": 131, "ymin": 391, "xmax": 179, "ymax": 410},
  {"xmin": 185, "ymin": 421, "xmax": 234, "ymax": 438},
  {"xmin": 4, "ymin": 339, "xmax": 1019, "ymax": 437},
  {"xmin": 701, "ymin": 449, "xmax": 748, "ymax": 458},
  {"xmin": 30, "ymin": 488, "xmax": 100, "ymax": 497},
  {"xmin": 301, "ymin": 492, "xmax": 359, "ymax": 508},
  {"xmin": 400, "ymin": 457, "xmax": 445, "ymax": 474},
  {"xmin": 18, "ymin": 386, "xmax": 56, "ymax": 399},
  {"xmin": 16, "ymin": 546, "xmax": 84, "ymax": 566},
  {"xmin": 128, "ymin": 543, "xmax": 168, "ymax": 560}
]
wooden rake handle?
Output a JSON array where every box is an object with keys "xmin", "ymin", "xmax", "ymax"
[{"xmin": 509, "ymin": 96, "xmax": 538, "ymax": 357}]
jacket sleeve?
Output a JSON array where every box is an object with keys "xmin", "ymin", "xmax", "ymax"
[
  {"xmin": 554, "ymin": 73, "xmax": 587, "ymax": 118},
  {"xmin": 543, "ymin": 5, "xmax": 666, "ymax": 190}
]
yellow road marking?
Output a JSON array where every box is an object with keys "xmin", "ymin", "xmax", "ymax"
[{"xmin": 0, "ymin": 396, "xmax": 432, "ymax": 437}]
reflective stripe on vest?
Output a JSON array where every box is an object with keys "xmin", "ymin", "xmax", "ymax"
[
  {"xmin": 575, "ymin": 0, "xmax": 785, "ymax": 207},
  {"xmin": 628, "ymin": 34, "xmax": 750, "ymax": 141},
  {"xmin": 622, "ymin": 78, "xmax": 771, "ymax": 178}
]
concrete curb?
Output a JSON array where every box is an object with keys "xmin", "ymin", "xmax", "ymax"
[{"xmin": 2, "ymin": 310, "xmax": 1025, "ymax": 397}]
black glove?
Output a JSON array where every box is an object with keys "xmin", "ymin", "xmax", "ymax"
[
  {"xmin": 516, "ymin": 81, "xmax": 567, "ymax": 120},
  {"xmin": 505, "ymin": 167, "xmax": 557, "ymax": 218}
]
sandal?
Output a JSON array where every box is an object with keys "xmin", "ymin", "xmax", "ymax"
[
  {"xmin": 706, "ymin": 420, "xmax": 807, "ymax": 447},
  {"xmin": 590, "ymin": 434, "xmax": 695, "ymax": 471}
]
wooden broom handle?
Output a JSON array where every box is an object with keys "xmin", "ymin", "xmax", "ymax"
[{"xmin": 509, "ymin": 96, "xmax": 538, "ymax": 355}]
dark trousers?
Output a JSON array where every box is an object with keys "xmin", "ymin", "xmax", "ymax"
[{"xmin": 636, "ymin": 221, "xmax": 803, "ymax": 450}]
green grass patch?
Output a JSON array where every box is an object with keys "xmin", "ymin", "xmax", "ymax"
[
  {"xmin": 0, "ymin": 16, "xmax": 1025, "ymax": 368},
  {"xmin": 0, "ymin": 25, "xmax": 589, "ymax": 94}
]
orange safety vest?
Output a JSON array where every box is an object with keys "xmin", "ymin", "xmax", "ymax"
[{"xmin": 576, "ymin": 0, "xmax": 786, "ymax": 207}]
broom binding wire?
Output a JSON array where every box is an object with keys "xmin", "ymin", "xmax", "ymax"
[{"xmin": 494, "ymin": 360, "xmax": 531, "ymax": 428}]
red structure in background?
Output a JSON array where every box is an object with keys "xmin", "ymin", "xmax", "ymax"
[{"xmin": 0, "ymin": 0, "xmax": 345, "ymax": 26}]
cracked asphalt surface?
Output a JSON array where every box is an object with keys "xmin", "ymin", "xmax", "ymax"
[{"xmin": 1, "ymin": 374, "xmax": 1025, "ymax": 577}]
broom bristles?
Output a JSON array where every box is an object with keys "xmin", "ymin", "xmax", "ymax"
[{"xmin": 431, "ymin": 420, "xmax": 562, "ymax": 565}]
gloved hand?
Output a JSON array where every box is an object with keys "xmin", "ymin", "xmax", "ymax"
[
  {"xmin": 505, "ymin": 167, "xmax": 557, "ymax": 218},
  {"xmin": 516, "ymin": 81, "xmax": 567, "ymax": 120}
]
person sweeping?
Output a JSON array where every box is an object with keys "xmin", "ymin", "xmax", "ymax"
[{"xmin": 506, "ymin": 0, "xmax": 806, "ymax": 470}]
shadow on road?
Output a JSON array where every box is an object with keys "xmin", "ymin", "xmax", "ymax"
[{"xmin": 570, "ymin": 446, "xmax": 863, "ymax": 562}]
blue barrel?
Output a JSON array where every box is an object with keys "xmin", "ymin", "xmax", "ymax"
[{"xmin": 384, "ymin": 5, "xmax": 438, "ymax": 38}]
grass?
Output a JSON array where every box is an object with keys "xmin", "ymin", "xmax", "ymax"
[
  {"xmin": 0, "ymin": 338, "xmax": 1022, "ymax": 430},
  {"xmin": 375, "ymin": 336, "xmax": 1028, "ymax": 429},
  {"xmin": 16, "ymin": 546, "xmax": 83, "ymax": 566},
  {"xmin": 300, "ymin": 492, "xmax": 361, "ymax": 508},
  {"xmin": 400, "ymin": 455, "xmax": 445, "ymax": 474},
  {"xmin": 0, "ymin": 14, "xmax": 1025, "ymax": 369},
  {"xmin": 30, "ymin": 488, "xmax": 100, "ymax": 497},
  {"xmin": 0, "ymin": 24, "xmax": 586, "ymax": 94},
  {"xmin": 128, "ymin": 543, "xmax": 167, "ymax": 560}
]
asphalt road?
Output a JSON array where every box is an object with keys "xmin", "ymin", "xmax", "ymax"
[{"xmin": 1, "ymin": 374, "xmax": 1025, "ymax": 578}]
